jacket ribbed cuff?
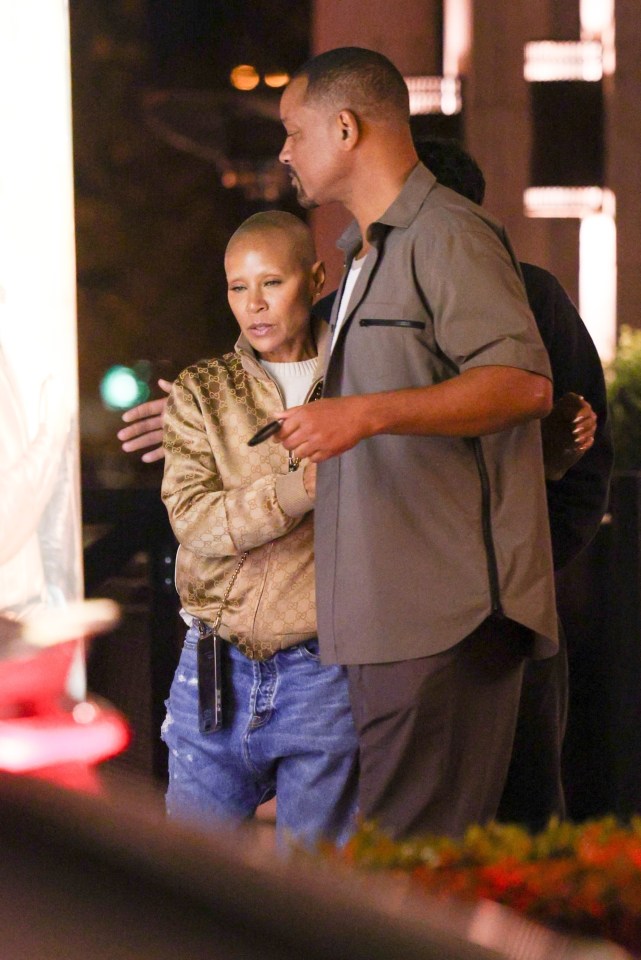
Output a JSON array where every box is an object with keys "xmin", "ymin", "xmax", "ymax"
[{"xmin": 275, "ymin": 465, "xmax": 314, "ymax": 518}]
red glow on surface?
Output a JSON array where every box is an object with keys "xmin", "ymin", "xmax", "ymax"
[
  {"xmin": 29, "ymin": 762, "xmax": 103, "ymax": 794},
  {"xmin": 0, "ymin": 639, "xmax": 78, "ymax": 715},
  {"xmin": 0, "ymin": 706, "xmax": 130, "ymax": 773},
  {"xmin": 1, "ymin": 608, "xmax": 130, "ymax": 790}
]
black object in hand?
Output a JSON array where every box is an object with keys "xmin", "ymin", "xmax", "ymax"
[{"xmin": 248, "ymin": 420, "xmax": 283, "ymax": 446}]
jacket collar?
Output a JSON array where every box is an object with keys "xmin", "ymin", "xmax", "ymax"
[{"xmin": 234, "ymin": 312, "xmax": 329, "ymax": 382}]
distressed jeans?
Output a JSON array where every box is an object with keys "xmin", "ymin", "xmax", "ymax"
[{"xmin": 161, "ymin": 624, "xmax": 359, "ymax": 849}]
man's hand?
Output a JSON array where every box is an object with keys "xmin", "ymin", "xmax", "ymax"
[
  {"xmin": 541, "ymin": 392, "xmax": 597, "ymax": 481},
  {"xmin": 117, "ymin": 379, "xmax": 171, "ymax": 463},
  {"xmin": 277, "ymin": 396, "xmax": 371, "ymax": 463}
]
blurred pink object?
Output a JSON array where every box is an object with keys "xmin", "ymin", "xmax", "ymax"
[
  {"xmin": 0, "ymin": 638, "xmax": 78, "ymax": 714},
  {"xmin": 0, "ymin": 601, "xmax": 130, "ymax": 790}
]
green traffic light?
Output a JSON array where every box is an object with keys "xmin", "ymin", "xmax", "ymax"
[{"xmin": 100, "ymin": 365, "xmax": 150, "ymax": 410}]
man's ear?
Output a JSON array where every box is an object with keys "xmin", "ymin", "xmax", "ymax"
[
  {"xmin": 311, "ymin": 260, "xmax": 326, "ymax": 298},
  {"xmin": 336, "ymin": 109, "xmax": 359, "ymax": 149}
]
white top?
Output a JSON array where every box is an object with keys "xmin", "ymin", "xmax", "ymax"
[
  {"xmin": 331, "ymin": 257, "xmax": 364, "ymax": 351},
  {"xmin": 260, "ymin": 357, "xmax": 317, "ymax": 408}
]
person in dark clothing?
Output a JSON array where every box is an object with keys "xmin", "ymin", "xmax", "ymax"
[
  {"xmin": 413, "ymin": 138, "xmax": 611, "ymax": 570},
  {"xmin": 410, "ymin": 138, "xmax": 613, "ymax": 829},
  {"xmin": 520, "ymin": 262, "xmax": 612, "ymax": 568}
]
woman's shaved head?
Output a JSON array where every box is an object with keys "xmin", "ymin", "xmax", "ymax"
[{"xmin": 225, "ymin": 211, "xmax": 317, "ymax": 268}]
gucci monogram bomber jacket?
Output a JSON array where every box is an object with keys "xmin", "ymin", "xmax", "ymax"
[{"xmin": 161, "ymin": 323, "xmax": 327, "ymax": 660}]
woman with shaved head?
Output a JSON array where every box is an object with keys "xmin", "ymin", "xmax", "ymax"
[{"xmin": 159, "ymin": 211, "xmax": 358, "ymax": 849}]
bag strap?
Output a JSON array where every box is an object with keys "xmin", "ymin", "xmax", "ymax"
[{"xmin": 212, "ymin": 552, "xmax": 248, "ymax": 633}]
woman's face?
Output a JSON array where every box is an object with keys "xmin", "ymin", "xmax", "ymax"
[{"xmin": 225, "ymin": 230, "xmax": 324, "ymax": 363}]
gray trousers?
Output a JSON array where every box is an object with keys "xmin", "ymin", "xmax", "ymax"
[{"xmin": 347, "ymin": 615, "xmax": 532, "ymax": 840}]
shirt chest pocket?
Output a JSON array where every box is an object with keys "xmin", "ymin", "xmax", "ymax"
[
  {"xmin": 358, "ymin": 317, "xmax": 425, "ymax": 330},
  {"xmin": 359, "ymin": 319, "xmax": 425, "ymax": 329},
  {"xmin": 347, "ymin": 302, "xmax": 433, "ymax": 391},
  {"xmin": 356, "ymin": 301, "xmax": 425, "ymax": 330}
]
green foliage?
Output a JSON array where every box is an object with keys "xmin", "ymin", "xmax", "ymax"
[
  {"xmin": 342, "ymin": 815, "xmax": 639, "ymax": 871},
  {"xmin": 607, "ymin": 325, "xmax": 641, "ymax": 471},
  {"xmin": 334, "ymin": 817, "xmax": 641, "ymax": 951}
]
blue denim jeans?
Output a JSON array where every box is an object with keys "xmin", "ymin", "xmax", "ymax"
[{"xmin": 161, "ymin": 624, "xmax": 359, "ymax": 849}]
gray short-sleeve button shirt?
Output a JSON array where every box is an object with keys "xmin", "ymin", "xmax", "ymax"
[{"xmin": 315, "ymin": 163, "xmax": 558, "ymax": 665}]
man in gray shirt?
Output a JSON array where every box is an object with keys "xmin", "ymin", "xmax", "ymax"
[{"xmin": 276, "ymin": 47, "xmax": 558, "ymax": 839}]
